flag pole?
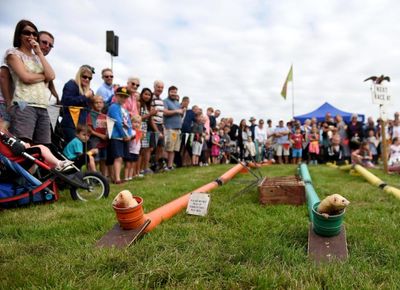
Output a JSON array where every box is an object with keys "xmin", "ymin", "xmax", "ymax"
[{"xmin": 291, "ymin": 64, "xmax": 294, "ymax": 118}]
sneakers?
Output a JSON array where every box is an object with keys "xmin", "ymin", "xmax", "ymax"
[
  {"xmin": 143, "ymin": 168, "xmax": 154, "ymax": 175},
  {"xmin": 55, "ymin": 160, "xmax": 74, "ymax": 171},
  {"xmin": 163, "ymin": 166, "xmax": 174, "ymax": 171}
]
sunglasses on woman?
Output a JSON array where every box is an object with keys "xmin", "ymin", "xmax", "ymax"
[
  {"xmin": 21, "ymin": 30, "xmax": 38, "ymax": 37},
  {"xmin": 82, "ymin": 75, "xmax": 92, "ymax": 80}
]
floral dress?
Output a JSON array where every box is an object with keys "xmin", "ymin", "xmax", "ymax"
[{"xmin": 140, "ymin": 106, "xmax": 149, "ymax": 148}]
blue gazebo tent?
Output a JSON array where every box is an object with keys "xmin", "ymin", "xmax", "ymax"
[{"xmin": 294, "ymin": 102, "xmax": 365, "ymax": 124}]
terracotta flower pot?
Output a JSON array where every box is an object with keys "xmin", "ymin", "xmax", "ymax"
[{"xmin": 113, "ymin": 196, "xmax": 145, "ymax": 230}]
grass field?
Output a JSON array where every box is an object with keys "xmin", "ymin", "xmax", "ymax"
[{"xmin": 1, "ymin": 164, "xmax": 400, "ymax": 289}]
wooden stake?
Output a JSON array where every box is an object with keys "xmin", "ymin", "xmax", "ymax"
[{"xmin": 381, "ymin": 117, "xmax": 388, "ymax": 174}]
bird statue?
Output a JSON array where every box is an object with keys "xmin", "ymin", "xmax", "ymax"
[{"xmin": 364, "ymin": 75, "xmax": 390, "ymax": 84}]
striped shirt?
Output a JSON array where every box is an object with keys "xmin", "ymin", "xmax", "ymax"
[{"xmin": 152, "ymin": 96, "xmax": 164, "ymax": 125}]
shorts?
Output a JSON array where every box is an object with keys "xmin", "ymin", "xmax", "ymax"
[
  {"xmin": 124, "ymin": 153, "xmax": 139, "ymax": 162},
  {"xmin": 150, "ymin": 123, "xmax": 164, "ymax": 148},
  {"xmin": 9, "ymin": 105, "xmax": 51, "ymax": 144},
  {"xmin": 94, "ymin": 147, "xmax": 107, "ymax": 162},
  {"xmin": 192, "ymin": 141, "xmax": 202, "ymax": 156},
  {"xmin": 141, "ymin": 131, "xmax": 150, "ymax": 148},
  {"xmin": 165, "ymin": 129, "xmax": 181, "ymax": 152},
  {"xmin": 109, "ymin": 139, "xmax": 128, "ymax": 161},
  {"xmin": 292, "ymin": 148, "xmax": 302, "ymax": 158},
  {"xmin": 276, "ymin": 144, "xmax": 290, "ymax": 156}
]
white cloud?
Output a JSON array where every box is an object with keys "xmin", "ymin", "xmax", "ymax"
[{"xmin": 1, "ymin": 0, "xmax": 400, "ymax": 126}]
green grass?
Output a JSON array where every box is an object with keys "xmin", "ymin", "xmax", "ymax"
[{"xmin": 1, "ymin": 164, "xmax": 400, "ymax": 289}]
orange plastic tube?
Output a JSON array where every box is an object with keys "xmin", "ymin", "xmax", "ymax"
[{"xmin": 144, "ymin": 163, "xmax": 244, "ymax": 232}]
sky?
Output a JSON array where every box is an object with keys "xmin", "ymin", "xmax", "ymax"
[{"xmin": 1, "ymin": 0, "xmax": 400, "ymax": 125}]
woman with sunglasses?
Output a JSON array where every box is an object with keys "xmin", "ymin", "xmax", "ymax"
[
  {"xmin": 5, "ymin": 19, "xmax": 55, "ymax": 145},
  {"xmin": 60, "ymin": 65, "xmax": 95, "ymax": 143}
]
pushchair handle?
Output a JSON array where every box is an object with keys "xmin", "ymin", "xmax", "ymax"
[{"xmin": 0, "ymin": 131, "xmax": 26, "ymax": 156}]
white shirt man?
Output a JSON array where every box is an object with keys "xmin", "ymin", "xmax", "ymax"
[{"xmin": 255, "ymin": 120, "xmax": 267, "ymax": 144}]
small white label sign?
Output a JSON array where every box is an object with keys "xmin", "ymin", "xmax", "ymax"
[
  {"xmin": 372, "ymin": 84, "xmax": 391, "ymax": 105},
  {"xmin": 186, "ymin": 192, "xmax": 210, "ymax": 216}
]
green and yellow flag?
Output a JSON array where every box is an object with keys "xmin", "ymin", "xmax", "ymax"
[{"xmin": 281, "ymin": 65, "xmax": 293, "ymax": 99}]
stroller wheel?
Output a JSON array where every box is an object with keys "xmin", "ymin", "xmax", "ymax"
[{"xmin": 69, "ymin": 172, "xmax": 110, "ymax": 201}]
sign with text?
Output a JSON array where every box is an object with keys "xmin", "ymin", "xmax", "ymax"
[
  {"xmin": 186, "ymin": 192, "xmax": 210, "ymax": 216},
  {"xmin": 372, "ymin": 84, "xmax": 391, "ymax": 105}
]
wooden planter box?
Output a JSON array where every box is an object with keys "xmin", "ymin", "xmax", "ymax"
[{"xmin": 258, "ymin": 175, "xmax": 306, "ymax": 205}]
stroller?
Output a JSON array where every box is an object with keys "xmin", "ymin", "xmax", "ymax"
[
  {"xmin": 0, "ymin": 130, "xmax": 109, "ymax": 208},
  {"xmin": 0, "ymin": 152, "xmax": 56, "ymax": 208}
]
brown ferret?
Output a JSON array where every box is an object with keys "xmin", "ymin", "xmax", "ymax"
[
  {"xmin": 317, "ymin": 194, "xmax": 350, "ymax": 219},
  {"xmin": 113, "ymin": 190, "xmax": 138, "ymax": 208}
]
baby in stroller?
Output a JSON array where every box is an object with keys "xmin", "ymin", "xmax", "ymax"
[
  {"xmin": 0, "ymin": 118, "xmax": 109, "ymax": 203},
  {"xmin": 0, "ymin": 118, "xmax": 73, "ymax": 171}
]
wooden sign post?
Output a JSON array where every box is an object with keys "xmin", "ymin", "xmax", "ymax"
[{"xmin": 371, "ymin": 84, "xmax": 390, "ymax": 173}]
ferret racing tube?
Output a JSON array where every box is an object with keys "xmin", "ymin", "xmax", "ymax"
[
  {"xmin": 305, "ymin": 183, "xmax": 320, "ymax": 222},
  {"xmin": 353, "ymin": 164, "xmax": 385, "ymax": 187},
  {"xmin": 339, "ymin": 164, "xmax": 353, "ymax": 171},
  {"xmin": 299, "ymin": 164, "xmax": 320, "ymax": 222},
  {"xmin": 299, "ymin": 163, "xmax": 312, "ymax": 184},
  {"xmin": 219, "ymin": 163, "xmax": 247, "ymax": 184},
  {"xmin": 383, "ymin": 186, "xmax": 400, "ymax": 199},
  {"xmin": 352, "ymin": 164, "xmax": 400, "ymax": 200},
  {"xmin": 144, "ymin": 164, "xmax": 244, "ymax": 232}
]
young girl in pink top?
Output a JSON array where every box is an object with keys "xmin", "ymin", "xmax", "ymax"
[
  {"xmin": 211, "ymin": 127, "xmax": 221, "ymax": 164},
  {"xmin": 308, "ymin": 126, "xmax": 320, "ymax": 165}
]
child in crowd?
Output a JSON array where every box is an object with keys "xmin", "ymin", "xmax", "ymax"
[
  {"xmin": 244, "ymin": 127, "xmax": 256, "ymax": 161},
  {"xmin": 366, "ymin": 129, "xmax": 379, "ymax": 164},
  {"xmin": 199, "ymin": 115, "xmax": 209, "ymax": 167},
  {"xmin": 191, "ymin": 113, "xmax": 204, "ymax": 166},
  {"xmin": 107, "ymin": 87, "xmax": 133, "ymax": 184},
  {"xmin": 87, "ymin": 95, "xmax": 108, "ymax": 176},
  {"xmin": 244, "ymin": 135, "xmax": 256, "ymax": 161},
  {"xmin": 63, "ymin": 125, "xmax": 98, "ymax": 171},
  {"xmin": 290, "ymin": 126, "xmax": 303, "ymax": 164},
  {"xmin": 221, "ymin": 127, "xmax": 231, "ymax": 164},
  {"xmin": 125, "ymin": 115, "xmax": 142, "ymax": 180},
  {"xmin": 326, "ymin": 134, "xmax": 345, "ymax": 165},
  {"xmin": 388, "ymin": 137, "xmax": 400, "ymax": 172},
  {"xmin": 264, "ymin": 140, "xmax": 275, "ymax": 163},
  {"xmin": 211, "ymin": 127, "xmax": 221, "ymax": 164},
  {"xmin": 308, "ymin": 125, "xmax": 320, "ymax": 165},
  {"xmin": 351, "ymin": 141, "xmax": 374, "ymax": 168},
  {"xmin": 218, "ymin": 128, "xmax": 227, "ymax": 163}
]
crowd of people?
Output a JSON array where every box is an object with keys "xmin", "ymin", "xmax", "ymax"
[{"xmin": 1, "ymin": 19, "xmax": 400, "ymax": 186}]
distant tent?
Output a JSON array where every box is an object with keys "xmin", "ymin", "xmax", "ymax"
[{"xmin": 294, "ymin": 102, "xmax": 365, "ymax": 124}]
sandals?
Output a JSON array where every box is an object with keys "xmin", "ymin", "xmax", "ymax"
[
  {"xmin": 55, "ymin": 160, "xmax": 74, "ymax": 171},
  {"xmin": 113, "ymin": 180, "xmax": 126, "ymax": 185}
]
